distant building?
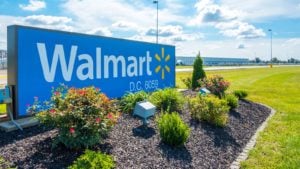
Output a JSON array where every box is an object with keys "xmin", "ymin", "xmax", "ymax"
[
  {"xmin": 176, "ymin": 56, "xmax": 249, "ymax": 66},
  {"xmin": 0, "ymin": 50, "xmax": 7, "ymax": 69}
]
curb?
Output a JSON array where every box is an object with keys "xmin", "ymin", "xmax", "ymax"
[{"xmin": 230, "ymin": 103, "xmax": 276, "ymax": 169}]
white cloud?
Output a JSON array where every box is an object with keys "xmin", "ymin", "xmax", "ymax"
[
  {"xmin": 111, "ymin": 21, "xmax": 138, "ymax": 31},
  {"xmin": 220, "ymin": 22, "xmax": 265, "ymax": 39},
  {"xmin": 237, "ymin": 44, "xmax": 245, "ymax": 49},
  {"xmin": 140, "ymin": 25, "xmax": 203, "ymax": 44},
  {"xmin": 191, "ymin": 0, "xmax": 265, "ymax": 39},
  {"xmin": 0, "ymin": 14, "xmax": 74, "ymax": 50},
  {"xmin": 19, "ymin": 0, "xmax": 46, "ymax": 11},
  {"xmin": 24, "ymin": 15, "xmax": 72, "ymax": 25},
  {"xmin": 61, "ymin": 0, "xmax": 186, "ymax": 35},
  {"xmin": 23, "ymin": 15, "xmax": 73, "ymax": 31},
  {"xmin": 191, "ymin": 0, "xmax": 239, "ymax": 24},
  {"xmin": 146, "ymin": 25, "xmax": 183, "ymax": 37},
  {"xmin": 87, "ymin": 28, "xmax": 112, "ymax": 37},
  {"xmin": 220, "ymin": 0, "xmax": 300, "ymax": 21}
]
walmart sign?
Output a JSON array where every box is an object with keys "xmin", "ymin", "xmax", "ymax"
[{"xmin": 8, "ymin": 25, "xmax": 175, "ymax": 117}]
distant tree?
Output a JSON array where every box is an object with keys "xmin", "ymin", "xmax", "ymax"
[
  {"xmin": 271, "ymin": 57, "xmax": 279, "ymax": 63},
  {"xmin": 191, "ymin": 52, "xmax": 206, "ymax": 90},
  {"xmin": 255, "ymin": 57, "xmax": 261, "ymax": 63},
  {"xmin": 288, "ymin": 58, "xmax": 300, "ymax": 63}
]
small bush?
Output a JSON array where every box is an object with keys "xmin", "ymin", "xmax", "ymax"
[
  {"xmin": 225, "ymin": 94, "xmax": 238, "ymax": 109},
  {"xmin": 68, "ymin": 150, "xmax": 115, "ymax": 169},
  {"xmin": 192, "ymin": 53, "xmax": 206, "ymax": 89},
  {"xmin": 199, "ymin": 75, "xmax": 230, "ymax": 98},
  {"xmin": 157, "ymin": 112, "xmax": 190, "ymax": 147},
  {"xmin": 181, "ymin": 77, "xmax": 192, "ymax": 89},
  {"xmin": 233, "ymin": 90, "xmax": 248, "ymax": 99},
  {"xmin": 120, "ymin": 91, "xmax": 149, "ymax": 114},
  {"xmin": 30, "ymin": 85, "xmax": 120, "ymax": 149},
  {"xmin": 149, "ymin": 88, "xmax": 184, "ymax": 113},
  {"xmin": 189, "ymin": 96, "xmax": 229, "ymax": 127}
]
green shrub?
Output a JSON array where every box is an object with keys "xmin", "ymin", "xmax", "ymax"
[
  {"xmin": 157, "ymin": 112, "xmax": 190, "ymax": 147},
  {"xmin": 181, "ymin": 77, "xmax": 192, "ymax": 89},
  {"xmin": 199, "ymin": 75, "xmax": 230, "ymax": 98},
  {"xmin": 225, "ymin": 94, "xmax": 238, "ymax": 109},
  {"xmin": 30, "ymin": 85, "xmax": 120, "ymax": 149},
  {"xmin": 149, "ymin": 88, "xmax": 184, "ymax": 113},
  {"xmin": 233, "ymin": 90, "xmax": 248, "ymax": 99},
  {"xmin": 120, "ymin": 91, "xmax": 149, "ymax": 114},
  {"xmin": 189, "ymin": 96, "xmax": 229, "ymax": 127},
  {"xmin": 192, "ymin": 52, "xmax": 206, "ymax": 90},
  {"xmin": 68, "ymin": 150, "xmax": 115, "ymax": 169}
]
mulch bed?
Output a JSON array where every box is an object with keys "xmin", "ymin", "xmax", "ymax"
[{"xmin": 0, "ymin": 90, "xmax": 271, "ymax": 169}]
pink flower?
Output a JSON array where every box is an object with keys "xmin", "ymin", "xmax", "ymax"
[
  {"xmin": 54, "ymin": 91, "xmax": 60, "ymax": 96},
  {"xmin": 95, "ymin": 117, "xmax": 101, "ymax": 123},
  {"xmin": 78, "ymin": 90, "xmax": 86, "ymax": 95},
  {"xmin": 107, "ymin": 113, "xmax": 114, "ymax": 120},
  {"xmin": 69, "ymin": 127, "xmax": 75, "ymax": 134},
  {"xmin": 49, "ymin": 109, "xmax": 56, "ymax": 114}
]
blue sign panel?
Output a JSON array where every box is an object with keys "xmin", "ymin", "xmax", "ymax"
[{"xmin": 8, "ymin": 25, "xmax": 175, "ymax": 117}]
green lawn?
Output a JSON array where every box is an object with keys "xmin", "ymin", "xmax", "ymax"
[
  {"xmin": 176, "ymin": 66, "xmax": 300, "ymax": 168},
  {"xmin": 176, "ymin": 65, "xmax": 193, "ymax": 69}
]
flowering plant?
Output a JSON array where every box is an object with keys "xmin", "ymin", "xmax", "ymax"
[
  {"xmin": 198, "ymin": 75, "xmax": 230, "ymax": 98},
  {"xmin": 28, "ymin": 85, "xmax": 120, "ymax": 149}
]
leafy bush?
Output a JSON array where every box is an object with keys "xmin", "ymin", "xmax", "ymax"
[
  {"xmin": 181, "ymin": 77, "xmax": 192, "ymax": 89},
  {"xmin": 149, "ymin": 88, "xmax": 184, "ymax": 113},
  {"xmin": 30, "ymin": 85, "xmax": 120, "ymax": 149},
  {"xmin": 189, "ymin": 96, "xmax": 229, "ymax": 127},
  {"xmin": 225, "ymin": 94, "xmax": 238, "ymax": 109},
  {"xmin": 120, "ymin": 91, "xmax": 149, "ymax": 114},
  {"xmin": 199, "ymin": 75, "xmax": 230, "ymax": 98},
  {"xmin": 157, "ymin": 112, "xmax": 190, "ymax": 147},
  {"xmin": 68, "ymin": 150, "xmax": 115, "ymax": 169},
  {"xmin": 192, "ymin": 53, "xmax": 206, "ymax": 90},
  {"xmin": 233, "ymin": 90, "xmax": 248, "ymax": 99}
]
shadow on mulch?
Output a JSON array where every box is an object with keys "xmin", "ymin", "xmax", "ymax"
[
  {"xmin": 11, "ymin": 137, "xmax": 114, "ymax": 169},
  {"xmin": 230, "ymin": 109, "xmax": 242, "ymax": 119},
  {"xmin": 158, "ymin": 142, "xmax": 192, "ymax": 164},
  {"xmin": 0, "ymin": 125, "xmax": 52, "ymax": 148},
  {"xmin": 15, "ymin": 137, "xmax": 82, "ymax": 169},
  {"xmin": 190, "ymin": 119, "xmax": 240, "ymax": 148},
  {"xmin": 132, "ymin": 125, "xmax": 156, "ymax": 139}
]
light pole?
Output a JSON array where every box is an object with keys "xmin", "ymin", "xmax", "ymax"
[
  {"xmin": 153, "ymin": 0, "xmax": 158, "ymax": 44},
  {"xmin": 268, "ymin": 29, "xmax": 272, "ymax": 67}
]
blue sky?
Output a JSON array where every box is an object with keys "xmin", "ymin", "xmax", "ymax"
[{"xmin": 1, "ymin": 0, "xmax": 300, "ymax": 60}]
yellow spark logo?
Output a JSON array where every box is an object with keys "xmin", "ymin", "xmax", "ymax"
[{"xmin": 154, "ymin": 48, "xmax": 170, "ymax": 79}]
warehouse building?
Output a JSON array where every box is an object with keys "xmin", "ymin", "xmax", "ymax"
[{"xmin": 176, "ymin": 56, "xmax": 249, "ymax": 66}]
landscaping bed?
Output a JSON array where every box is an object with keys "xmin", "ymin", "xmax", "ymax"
[{"xmin": 0, "ymin": 91, "xmax": 271, "ymax": 169}]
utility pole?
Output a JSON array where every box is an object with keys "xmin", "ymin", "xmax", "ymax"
[
  {"xmin": 268, "ymin": 29, "xmax": 273, "ymax": 68},
  {"xmin": 153, "ymin": 0, "xmax": 158, "ymax": 44}
]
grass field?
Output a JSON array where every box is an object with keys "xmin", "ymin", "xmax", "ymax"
[
  {"xmin": 176, "ymin": 65, "xmax": 193, "ymax": 69},
  {"xmin": 177, "ymin": 66, "xmax": 300, "ymax": 168}
]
